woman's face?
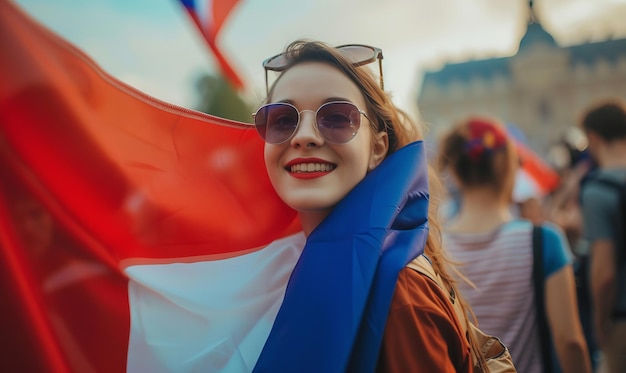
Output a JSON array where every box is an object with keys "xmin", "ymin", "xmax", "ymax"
[{"xmin": 264, "ymin": 62, "xmax": 388, "ymax": 219}]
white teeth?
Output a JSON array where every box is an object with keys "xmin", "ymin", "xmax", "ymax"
[{"xmin": 289, "ymin": 163, "xmax": 334, "ymax": 173}]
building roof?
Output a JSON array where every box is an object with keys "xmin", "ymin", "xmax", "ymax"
[
  {"xmin": 569, "ymin": 38, "xmax": 626, "ymax": 66},
  {"xmin": 518, "ymin": 22, "xmax": 557, "ymax": 51},
  {"xmin": 422, "ymin": 57, "xmax": 511, "ymax": 87},
  {"xmin": 420, "ymin": 21, "xmax": 626, "ymax": 94}
]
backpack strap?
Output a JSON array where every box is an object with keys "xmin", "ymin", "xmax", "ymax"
[
  {"xmin": 532, "ymin": 225, "xmax": 553, "ymax": 373},
  {"xmin": 406, "ymin": 255, "xmax": 463, "ymax": 328}
]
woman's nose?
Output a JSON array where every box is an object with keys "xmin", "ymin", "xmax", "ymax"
[{"xmin": 290, "ymin": 111, "xmax": 324, "ymax": 147}]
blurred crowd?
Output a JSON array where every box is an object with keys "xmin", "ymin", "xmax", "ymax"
[{"xmin": 432, "ymin": 98, "xmax": 626, "ymax": 373}]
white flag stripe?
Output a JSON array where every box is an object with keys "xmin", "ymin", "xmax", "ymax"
[{"xmin": 125, "ymin": 232, "xmax": 306, "ymax": 373}]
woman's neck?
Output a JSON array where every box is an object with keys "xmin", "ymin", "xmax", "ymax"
[
  {"xmin": 447, "ymin": 188, "xmax": 513, "ymax": 233},
  {"xmin": 298, "ymin": 210, "xmax": 331, "ymax": 237}
]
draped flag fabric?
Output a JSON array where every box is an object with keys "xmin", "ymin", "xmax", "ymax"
[
  {"xmin": 179, "ymin": 0, "xmax": 244, "ymax": 90},
  {"xmin": 254, "ymin": 141, "xmax": 430, "ymax": 373},
  {"xmin": 0, "ymin": 1, "xmax": 430, "ymax": 372}
]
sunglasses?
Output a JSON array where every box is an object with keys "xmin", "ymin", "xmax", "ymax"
[
  {"xmin": 252, "ymin": 101, "xmax": 372, "ymax": 144},
  {"xmin": 262, "ymin": 44, "xmax": 384, "ymax": 94}
]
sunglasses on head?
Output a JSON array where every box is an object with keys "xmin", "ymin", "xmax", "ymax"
[
  {"xmin": 252, "ymin": 101, "xmax": 372, "ymax": 144},
  {"xmin": 262, "ymin": 44, "xmax": 384, "ymax": 94}
]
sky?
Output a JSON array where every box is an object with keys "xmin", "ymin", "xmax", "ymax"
[{"xmin": 13, "ymin": 0, "xmax": 626, "ymax": 116}]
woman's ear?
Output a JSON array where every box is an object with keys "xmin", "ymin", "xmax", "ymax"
[{"xmin": 369, "ymin": 130, "xmax": 389, "ymax": 171}]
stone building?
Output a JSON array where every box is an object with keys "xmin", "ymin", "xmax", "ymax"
[{"xmin": 417, "ymin": 19, "xmax": 626, "ymax": 154}]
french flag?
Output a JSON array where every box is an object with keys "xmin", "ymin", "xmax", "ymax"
[
  {"xmin": 179, "ymin": 0, "xmax": 244, "ymax": 89},
  {"xmin": 513, "ymin": 139, "xmax": 561, "ymax": 202},
  {"xmin": 0, "ymin": 1, "xmax": 430, "ymax": 372}
]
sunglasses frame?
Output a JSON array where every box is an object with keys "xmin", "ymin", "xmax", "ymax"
[
  {"xmin": 252, "ymin": 100, "xmax": 372, "ymax": 144},
  {"xmin": 262, "ymin": 44, "xmax": 384, "ymax": 94}
]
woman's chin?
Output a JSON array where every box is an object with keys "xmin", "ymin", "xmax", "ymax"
[{"xmin": 286, "ymin": 198, "xmax": 338, "ymax": 216}]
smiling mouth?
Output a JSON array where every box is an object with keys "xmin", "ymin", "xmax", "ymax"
[{"xmin": 288, "ymin": 163, "xmax": 336, "ymax": 173}]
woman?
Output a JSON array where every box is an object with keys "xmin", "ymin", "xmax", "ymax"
[
  {"xmin": 251, "ymin": 40, "xmax": 473, "ymax": 372},
  {"xmin": 438, "ymin": 117, "xmax": 592, "ymax": 373}
]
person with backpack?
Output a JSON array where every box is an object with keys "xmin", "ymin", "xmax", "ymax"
[
  {"xmin": 579, "ymin": 100, "xmax": 626, "ymax": 373},
  {"xmin": 437, "ymin": 116, "xmax": 592, "ymax": 373}
]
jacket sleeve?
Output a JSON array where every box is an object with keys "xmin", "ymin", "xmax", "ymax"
[{"xmin": 376, "ymin": 268, "xmax": 472, "ymax": 373}]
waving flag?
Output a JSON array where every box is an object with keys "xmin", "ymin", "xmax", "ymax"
[
  {"xmin": 0, "ymin": 1, "xmax": 430, "ymax": 372},
  {"xmin": 179, "ymin": 0, "xmax": 244, "ymax": 89},
  {"xmin": 1, "ymin": 1, "xmax": 292, "ymax": 371},
  {"xmin": 513, "ymin": 139, "xmax": 561, "ymax": 202}
]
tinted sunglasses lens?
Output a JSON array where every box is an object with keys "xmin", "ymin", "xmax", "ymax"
[
  {"xmin": 263, "ymin": 53, "xmax": 289, "ymax": 71},
  {"xmin": 316, "ymin": 102, "xmax": 361, "ymax": 143},
  {"xmin": 254, "ymin": 104, "xmax": 299, "ymax": 144},
  {"xmin": 337, "ymin": 45, "xmax": 377, "ymax": 66}
]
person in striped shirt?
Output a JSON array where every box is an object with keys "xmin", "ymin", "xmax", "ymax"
[{"xmin": 437, "ymin": 117, "xmax": 591, "ymax": 373}]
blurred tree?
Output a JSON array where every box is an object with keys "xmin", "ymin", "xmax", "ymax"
[{"xmin": 194, "ymin": 73, "xmax": 252, "ymax": 123}]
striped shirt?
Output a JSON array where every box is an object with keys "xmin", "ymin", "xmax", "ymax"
[{"xmin": 443, "ymin": 219, "xmax": 572, "ymax": 373}]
